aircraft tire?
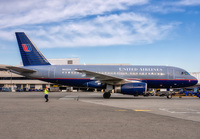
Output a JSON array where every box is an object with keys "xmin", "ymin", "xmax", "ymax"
[
  {"xmin": 167, "ymin": 95, "xmax": 172, "ymax": 99},
  {"xmin": 103, "ymin": 92, "xmax": 111, "ymax": 99}
]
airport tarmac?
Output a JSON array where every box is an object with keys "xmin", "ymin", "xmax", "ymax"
[{"xmin": 0, "ymin": 92, "xmax": 200, "ymax": 139}]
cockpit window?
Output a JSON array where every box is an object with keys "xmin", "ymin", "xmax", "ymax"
[{"xmin": 181, "ymin": 72, "xmax": 189, "ymax": 75}]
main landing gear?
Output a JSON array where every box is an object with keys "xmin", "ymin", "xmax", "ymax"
[
  {"xmin": 167, "ymin": 92, "xmax": 172, "ymax": 99},
  {"xmin": 103, "ymin": 92, "xmax": 111, "ymax": 99},
  {"xmin": 167, "ymin": 94, "xmax": 172, "ymax": 99}
]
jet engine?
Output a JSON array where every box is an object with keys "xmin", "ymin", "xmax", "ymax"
[
  {"xmin": 115, "ymin": 82, "xmax": 147, "ymax": 96},
  {"xmin": 83, "ymin": 81, "xmax": 106, "ymax": 88}
]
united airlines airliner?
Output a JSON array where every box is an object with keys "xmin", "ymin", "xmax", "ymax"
[{"xmin": 5, "ymin": 32, "xmax": 198, "ymax": 99}]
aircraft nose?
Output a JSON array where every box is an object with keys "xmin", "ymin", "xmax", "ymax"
[{"xmin": 191, "ymin": 76, "xmax": 198, "ymax": 86}]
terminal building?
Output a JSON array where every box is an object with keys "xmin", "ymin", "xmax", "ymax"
[{"xmin": 48, "ymin": 58, "xmax": 79, "ymax": 65}]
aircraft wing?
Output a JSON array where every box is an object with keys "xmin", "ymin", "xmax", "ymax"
[
  {"xmin": 76, "ymin": 69, "xmax": 139, "ymax": 85},
  {"xmin": 6, "ymin": 66, "xmax": 36, "ymax": 74}
]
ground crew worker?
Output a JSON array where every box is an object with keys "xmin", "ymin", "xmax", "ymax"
[{"xmin": 44, "ymin": 87, "xmax": 49, "ymax": 102}]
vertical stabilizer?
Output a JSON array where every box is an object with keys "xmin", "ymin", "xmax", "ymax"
[{"xmin": 15, "ymin": 32, "xmax": 51, "ymax": 66}]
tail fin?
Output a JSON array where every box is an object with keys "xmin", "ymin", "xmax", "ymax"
[{"xmin": 15, "ymin": 32, "xmax": 51, "ymax": 66}]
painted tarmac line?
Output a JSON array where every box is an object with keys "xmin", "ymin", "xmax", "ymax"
[
  {"xmin": 115, "ymin": 109, "xmax": 128, "ymax": 111},
  {"xmin": 159, "ymin": 108, "xmax": 200, "ymax": 114},
  {"xmin": 134, "ymin": 110, "xmax": 152, "ymax": 112}
]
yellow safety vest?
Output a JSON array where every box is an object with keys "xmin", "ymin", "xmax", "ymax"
[{"xmin": 44, "ymin": 89, "xmax": 49, "ymax": 94}]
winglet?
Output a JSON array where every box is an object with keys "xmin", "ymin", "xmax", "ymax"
[{"xmin": 15, "ymin": 32, "xmax": 51, "ymax": 66}]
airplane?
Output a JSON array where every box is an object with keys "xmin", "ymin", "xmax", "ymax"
[{"xmin": 5, "ymin": 32, "xmax": 198, "ymax": 99}]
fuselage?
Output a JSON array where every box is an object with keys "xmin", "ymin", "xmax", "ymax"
[{"xmin": 22, "ymin": 65, "xmax": 198, "ymax": 89}]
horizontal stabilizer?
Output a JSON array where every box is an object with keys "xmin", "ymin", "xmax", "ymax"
[
  {"xmin": 0, "ymin": 64, "xmax": 9, "ymax": 71},
  {"xmin": 6, "ymin": 66, "xmax": 36, "ymax": 73}
]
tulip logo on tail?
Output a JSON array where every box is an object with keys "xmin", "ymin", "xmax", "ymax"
[{"xmin": 22, "ymin": 44, "xmax": 32, "ymax": 52}]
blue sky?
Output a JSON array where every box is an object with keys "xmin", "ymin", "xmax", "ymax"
[{"xmin": 0, "ymin": 0, "xmax": 200, "ymax": 72}]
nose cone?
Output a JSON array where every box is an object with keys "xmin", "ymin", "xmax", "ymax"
[{"xmin": 191, "ymin": 76, "xmax": 198, "ymax": 86}]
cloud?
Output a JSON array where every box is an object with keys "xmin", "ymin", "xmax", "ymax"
[
  {"xmin": 0, "ymin": 0, "xmax": 178, "ymax": 48},
  {"xmin": 139, "ymin": 0, "xmax": 200, "ymax": 14},
  {"xmin": 143, "ymin": 4, "xmax": 185, "ymax": 14},
  {"xmin": 21, "ymin": 13, "xmax": 176, "ymax": 48},
  {"xmin": 176, "ymin": 0, "xmax": 200, "ymax": 6},
  {"xmin": 0, "ymin": 0, "xmax": 148, "ymax": 28}
]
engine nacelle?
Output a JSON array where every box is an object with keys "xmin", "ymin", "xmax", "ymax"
[
  {"xmin": 115, "ymin": 82, "xmax": 147, "ymax": 96},
  {"xmin": 83, "ymin": 81, "xmax": 105, "ymax": 88}
]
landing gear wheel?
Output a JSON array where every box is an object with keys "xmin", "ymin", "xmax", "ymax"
[
  {"xmin": 167, "ymin": 95, "xmax": 172, "ymax": 99},
  {"xmin": 103, "ymin": 92, "xmax": 111, "ymax": 99}
]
